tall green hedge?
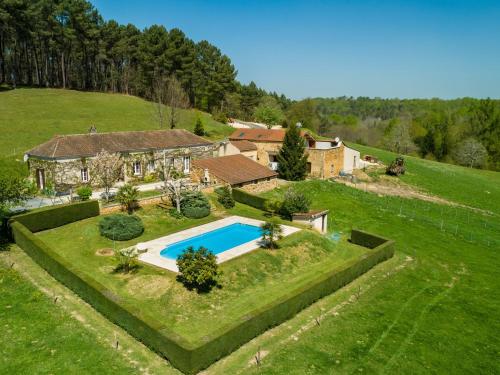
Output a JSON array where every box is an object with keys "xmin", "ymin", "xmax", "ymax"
[
  {"xmin": 232, "ymin": 188, "xmax": 269, "ymax": 211},
  {"xmin": 10, "ymin": 200, "xmax": 100, "ymax": 232},
  {"xmin": 351, "ymin": 228, "xmax": 390, "ymax": 249},
  {"xmin": 10, "ymin": 203, "xmax": 395, "ymax": 374},
  {"xmin": 187, "ymin": 237, "xmax": 395, "ymax": 371},
  {"xmin": 10, "ymin": 221, "xmax": 194, "ymax": 371}
]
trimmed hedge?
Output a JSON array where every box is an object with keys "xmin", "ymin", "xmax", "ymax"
[
  {"xmin": 351, "ymin": 228, "xmax": 390, "ymax": 249},
  {"xmin": 10, "ymin": 202, "xmax": 395, "ymax": 374},
  {"xmin": 232, "ymin": 188, "xmax": 269, "ymax": 211},
  {"xmin": 10, "ymin": 200, "xmax": 99, "ymax": 233},
  {"xmin": 99, "ymin": 214, "xmax": 144, "ymax": 241},
  {"xmin": 186, "ymin": 235, "xmax": 395, "ymax": 371},
  {"xmin": 10, "ymin": 221, "xmax": 194, "ymax": 371}
]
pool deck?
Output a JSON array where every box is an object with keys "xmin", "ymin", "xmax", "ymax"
[{"xmin": 137, "ymin": 215, "xmax": 300, "ymax": 272}]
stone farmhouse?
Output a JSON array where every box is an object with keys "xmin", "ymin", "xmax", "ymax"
[
  {"xmin": 24, "ymin": 129, "xmax": 215, "ymax": 191},
  {"xmin": 24, "ymin": 126, "xmax": 360, "ymax": 195},
  {"xmin": 192, "ymin": 154, "xmax": 278, "ymax": 191},
  {"xmin": 223, "ymin": 128, "xmax": 360, "ymax": 178}
]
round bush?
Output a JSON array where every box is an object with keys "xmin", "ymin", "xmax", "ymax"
[
  {"xmin": 182, "ymin": 206, "xmax": 210, "ymax": 219},
  {"xmin": 180, "ymin": 191, "xmax": 211, "ymax": 219},
  {"xmin": 99, "ymin": 214, "xmax": 144, "ymax": 241}
]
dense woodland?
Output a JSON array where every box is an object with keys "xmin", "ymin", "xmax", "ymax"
[
  {"xmin": 1, "ymin": 0, "xmax": 498, "ymax": 170},
  {"xmin": 0, "ymin": 0, "xmax": 288, "ymax": 118}
]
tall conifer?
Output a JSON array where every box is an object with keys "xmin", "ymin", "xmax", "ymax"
[{"xmin": 276, "ymin": 123, "xmax": 308, "ymax": 180}]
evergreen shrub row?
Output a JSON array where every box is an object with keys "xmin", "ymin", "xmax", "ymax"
[
  {"xmin": 10, "ymin": 200, "xmax": 99, "ymax": 232},
  {"xmin": 231, "ymin": 188, "xmax": 269, "ymax": 211}
]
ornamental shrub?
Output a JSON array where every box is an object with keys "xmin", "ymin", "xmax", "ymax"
[
  {"xmin": 176, "ymin": 246, "xmax": 220, "ymax": 292},
  {"xmin": 116, "ymin": 184, "xmax": 139, "ymax": 214},
  {"xmin": 180, "ymin": 191, "xmax": 210, "ymax": 218},
  {"xmin": 194, "ymin": 116, "xmax": 205, "ymax": 136},
  {"xmin": 216, "ymin": 186, "xmax": 235, "ymax": 208},
  {"xmin": 182, "ymin": 206, "xmax": 210, "ymax": 219},
  {"xmin": 77, "ymin": 186, "xmax": 92, "ymax": 201},
  {"xmin": 280, "ymin": 188, "xmax": 311, "ymax": 220},
  {"xmin": 99, "ymin": 214, "xmax": 144, "ymax": 241}
]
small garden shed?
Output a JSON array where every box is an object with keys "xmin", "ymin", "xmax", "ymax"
[{"xmin": 292, "ymin": 210, "xmax": 329, "ymax": 233}]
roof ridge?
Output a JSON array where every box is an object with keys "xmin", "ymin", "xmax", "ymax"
[{"xmin": 51, "ymin": 137, "xmax": 61, "ymax": 158}]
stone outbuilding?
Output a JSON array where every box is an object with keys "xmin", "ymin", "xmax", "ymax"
[
  {"xmin": 227, "ymin": 128, "xmax": 359, "ymax": 178},
  {"xmin": 192, "ymin": 154, "xmax": 278, "ymax": 190},
  {"xmin": 218, "ymin": 139, "xmax": 258, "ymax": 161}
]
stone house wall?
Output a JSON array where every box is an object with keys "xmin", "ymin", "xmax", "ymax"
[
  {"xmin": 252, "ymin": 142, "xmax": 282, "ymax": 167},
  {"xmin": 306, "ymin": 145, "xmax": 345, "ymax": 179},
  {"xmin": 28, "ymin": 144, "xmax": 215, "ymax": 191}
]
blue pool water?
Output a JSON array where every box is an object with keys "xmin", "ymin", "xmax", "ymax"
[{"xmin": 160, "ymin": 223, "xmax": 262, "ymax": 260}]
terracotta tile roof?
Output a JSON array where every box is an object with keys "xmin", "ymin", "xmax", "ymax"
[
  {"xmin": 229, "ymin": 128, "xmax": 319, "ymax": 143},
  {"xmin": 193, "ymin": 154, "xmax": 277, "ymax": 185},
  {"xmin": 229, "ymin": 128, "xmax": 288, "ymax": 142},
  {"xmin": 230, "ymin": 140, "xmax": 257, "ymax": 152},
  {"xmin": 26, "ymin": 129, "xmax": 212, "ymax": 159}
]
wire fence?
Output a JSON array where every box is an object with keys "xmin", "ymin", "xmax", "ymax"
[{"xmin": 369, "ymin": 194, "xmax": 499, "ymax": 249}]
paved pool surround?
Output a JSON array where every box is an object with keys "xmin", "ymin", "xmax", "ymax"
[{"xmin": 137, "ymin": 216, "xmax": 300, "ymax": 272}]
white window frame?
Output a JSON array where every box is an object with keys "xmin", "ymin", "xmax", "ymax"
[
  {"xmin": 183, "ymin": 156, "xmax": 190, "ymax": 173},
  {"xmin": 81, "ymin": 168, "xmax": 89, "ymax": 183},
  {"xmin": 133, "ymin": 161, "xmax": 142, "ymax": 175},
  {"xmin": 147, "ymin": 159, "xmax": 155, "ymax": 172}
]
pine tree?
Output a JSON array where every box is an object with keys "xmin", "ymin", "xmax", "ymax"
[
  {"xmin": 276, "ymin": 123, "xmax": 308, "ymax": 180},
  {"xmin": 194, "ymin": 116, "xmax": 205, "ymax": 136}
]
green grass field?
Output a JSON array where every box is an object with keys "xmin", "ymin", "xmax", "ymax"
[
  {"xmin": 0, "ymin": 88, "xmax": 232, "ymax": 159},
  {"xmin": 1, "ymin": 89, "xmax": 499, "ymax": 374},
  {"xmin": 35, "ymin": 202, "xmax": 365, "ymax": 344},
  {"xmin": 0, "ymin": 261, "xmax": 145, "ymax": 374}
]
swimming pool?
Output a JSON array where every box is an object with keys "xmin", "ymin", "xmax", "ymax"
[{"xmin": 160, "ymin": 222, "xmax": 262, "ymax": 260}]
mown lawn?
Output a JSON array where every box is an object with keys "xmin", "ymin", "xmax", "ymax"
[
  {"xmin": 36, "ymin": 202, "xmax": 367, "ymax": 344},
  {"xmin": 210, "ymin": 179, "xmax": 500, "ymax": 374},
  {"xmin": 0, "ymin": 261, "xmax": 142, "ymax": 374},
  {"xmin": 0, "ymin": 88, "xmax": 233, "ymax": 159}
]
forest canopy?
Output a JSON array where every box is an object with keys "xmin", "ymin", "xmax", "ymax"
[{"xmin": 1, "ymin": 0, "xmax": 498, "ymax": 170}]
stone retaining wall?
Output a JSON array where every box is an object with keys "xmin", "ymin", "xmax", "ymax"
[{"xmin": 100, "ymin": 195, "xmax": 167, "ymax": 214}]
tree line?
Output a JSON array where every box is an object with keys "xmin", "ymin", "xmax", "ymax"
[
  {"xmin": 304, "ymin": 97, "xmax": 499, "ymax": 170},
  {"xmin": 0, "ymin": 0, "xmax": 288, "ymax": 118},
  {"xmin": 1, "ymin": 1, "xmax": 498, "ymax": 170}
]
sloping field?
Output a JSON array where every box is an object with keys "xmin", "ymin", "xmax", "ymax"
[{"xmin": 0, "ymin": 88, "xmax": 232, "ymax": 158}]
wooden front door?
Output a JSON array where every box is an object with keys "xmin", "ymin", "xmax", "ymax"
[{"xmin": 36, "ymin": 168, "xmax": 45, "ymax": 190}]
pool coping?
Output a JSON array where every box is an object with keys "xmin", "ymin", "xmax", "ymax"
[{"xmin": 137, "ymin": 215, "xmax": 301, "ymax": 272}]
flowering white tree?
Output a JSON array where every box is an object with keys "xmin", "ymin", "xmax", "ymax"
[
  {"xmin": 89, "ymin": 149, "xmax": 123, "ymax": 201},
  {"xmin": 161, "ymin": 163, "xmax": 188, "ymax": 213},
  {"xmin": 453, "ymin": 138, "xmax": 487, "ymax": 168}
]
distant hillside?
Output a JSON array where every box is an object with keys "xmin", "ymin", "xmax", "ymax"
[{"xmin": 0, "ymin": 88, "xmax": 233, "ymax": 158}]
